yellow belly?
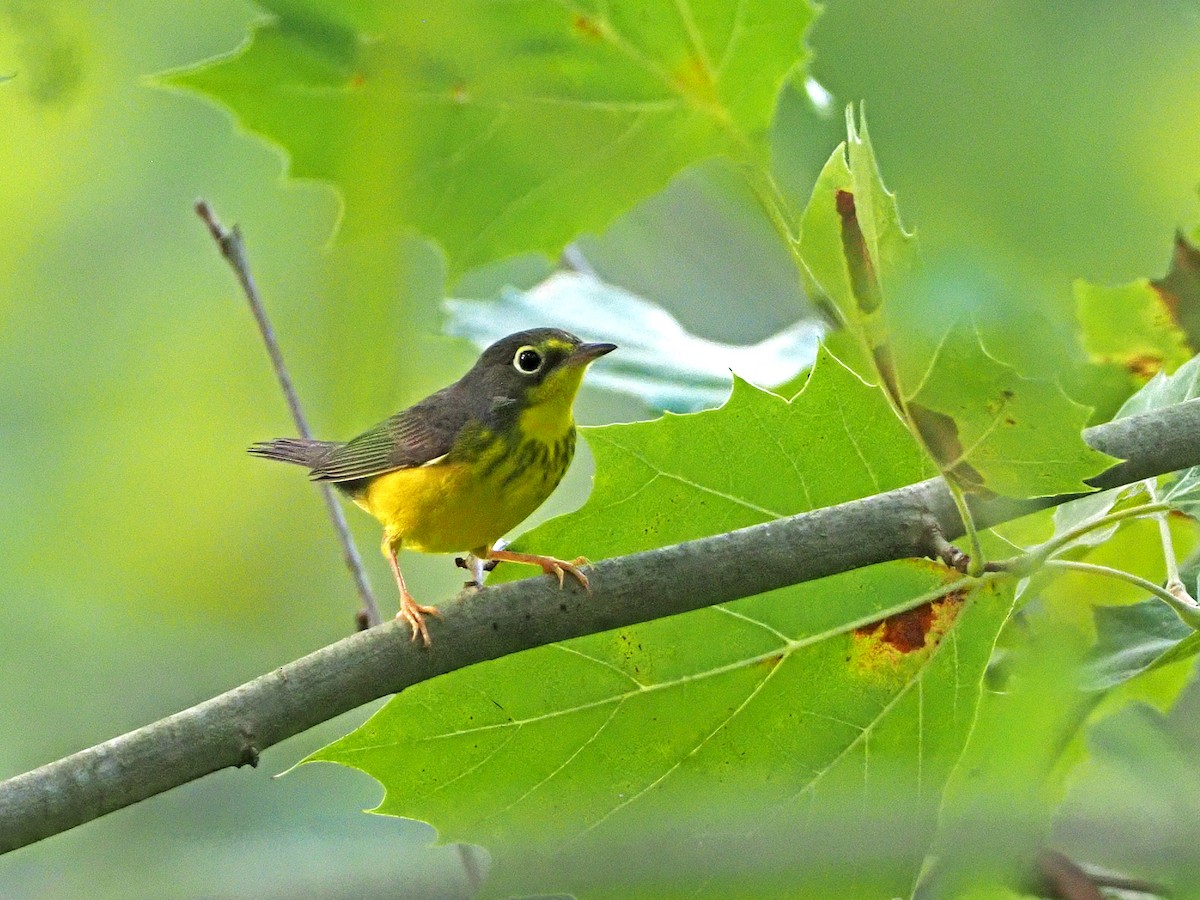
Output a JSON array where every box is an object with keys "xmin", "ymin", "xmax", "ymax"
[{"xmin": 354, "ymin": 436, "xmax": 571, "ymax": 554}]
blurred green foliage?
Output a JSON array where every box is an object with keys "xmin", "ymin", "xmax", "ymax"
[{"xmin": 4, "ymin": 1, "xmax": 1200, "ymax": 897}]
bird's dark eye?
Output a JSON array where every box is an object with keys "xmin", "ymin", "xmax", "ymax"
[{"xmin": 513, "ymin": 346, "xmax": 543, "ymax": 374}]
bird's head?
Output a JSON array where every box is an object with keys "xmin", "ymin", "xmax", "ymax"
[{"xmin": 468, "ymin": 328, "xmax": 616, "ymax": 439}]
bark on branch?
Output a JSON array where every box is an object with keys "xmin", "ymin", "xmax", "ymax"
[{"xmin": 3, "ymin": 397, "xmax": 1200, "ymax": 854}]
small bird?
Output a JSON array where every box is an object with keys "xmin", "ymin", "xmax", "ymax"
[{"xmin": 249, "ymin": 328, "xmax": 616, "ymax": 645}]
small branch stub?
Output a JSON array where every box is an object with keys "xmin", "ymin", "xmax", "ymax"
[{"xmin": 920, "ymin": 515, "xmax": 971, "ymax": 573}]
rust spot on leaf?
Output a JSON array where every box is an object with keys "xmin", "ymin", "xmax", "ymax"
[
  {"xmin": 851, "ymin": 590, "xmax": 967, "ymax": 673},
  {"xmin": 857, "ymin": 604, "xmax": 935, "ymax": 653},
  {"xmin": 835, "ymin": 190, "xmax": 883, "ymax": 314},
  {"xmin": 573, "ymin": 14, "xmax": 604, "ymax": 40}
]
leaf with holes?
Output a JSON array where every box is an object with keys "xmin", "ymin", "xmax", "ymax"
[
  {"xmin": 799, "ymin": 108, "xmax": 1114, "ymax": 497},
  {"xmin": 309, "ymin": 349, "xmax": 1016, "ymax": 896},
  {"xmin": 167, "ymin": 0, "xmax": 816, "ymax": 275}
]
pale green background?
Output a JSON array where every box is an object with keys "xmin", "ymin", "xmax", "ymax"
[{"xmin": 2, "ymin": 1, "xmax": 1200, "ymax": 897}]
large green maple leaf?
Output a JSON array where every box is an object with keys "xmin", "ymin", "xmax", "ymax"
[
  {"xmin": 310, "ymin": 349, "xmax": 1016, "ymax": 897},
  {"xmin": 168, "ymin": 0, "xmax": 815, "ymax": 275}
]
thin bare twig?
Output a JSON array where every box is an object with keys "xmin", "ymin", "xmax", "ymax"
[{"xmin": 194, "ymin": 200, "xmax": 381, "ymax": 628}]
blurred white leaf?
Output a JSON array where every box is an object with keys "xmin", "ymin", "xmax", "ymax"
[{"xmin": 444, "ymin": 272, "xmax": 825, "ymax": 412}]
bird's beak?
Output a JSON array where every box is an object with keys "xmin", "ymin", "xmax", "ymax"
[{"xmin": 568, "ymin": 342, "xmax": 617, "ymax": 365}]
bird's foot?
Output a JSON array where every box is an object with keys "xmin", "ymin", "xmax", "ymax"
[
  {"xmin": 396, "ymin": 592, "xmax": 441, "ymax": 647},
  {"xmin": 486, "ymin": 549, "xmax": 591, "ymax": 591}
]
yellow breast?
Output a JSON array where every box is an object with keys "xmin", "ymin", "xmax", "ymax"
[{"xmin": 355, "ymin": 430, "xmax": 576, "ymax": 555}]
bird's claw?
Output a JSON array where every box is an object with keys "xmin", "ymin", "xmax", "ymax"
[
  {"xmin": 396, "ymin": 594, "xmax": 441, "ymax": 647},
  {"xmin": 542, "ymin": 556, "xmax": 590, "ymax": 591}
]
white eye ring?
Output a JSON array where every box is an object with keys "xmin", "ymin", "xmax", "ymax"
[{"xmin": 513, "ymin": 345, "xmax": 544, "ymax": 374}]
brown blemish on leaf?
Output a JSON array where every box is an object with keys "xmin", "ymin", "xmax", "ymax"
[
  {"xmin": 1126, "ymin": 354, "xmax": 1165, "ymax": 379},
  {"xmin": 759, "ymin": 653, "xmax": 784, "ymax": 671},
  {"xmin": 573, "ymin": 14, "xmax": 604, "ymax": 40},
  {"xmin": 984, "ymin": 388, "xmax": 1015, "ymax": 417},
  {"xmin": 856, "ymin": 604, "xmax": 934, "ymax": 653},
  {"xmin": 835, "ymin": 190, "xmax": 883, "ymax": 314},
  {"xmin": 850, "ymin": 590, "xmax": 967, "ymax": 674},
  {"xmin": 870, "ymin": 345, "xmax": 905, "ymax": 410},
  {"xmin": 1152, "ymin": 232, "xmax": 1200, "ymax": 349},
  {"xmin": 907, "ymin": 403, "xmax": 987, "ymax": 491},
  {"xmin": 450, "ymin": 82, "xmax": 470, "ymax": 104}
]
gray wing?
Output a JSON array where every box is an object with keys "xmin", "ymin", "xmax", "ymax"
[{"xmin": 308, "ymin": 387, "xmax": 470, "ymax": 483}]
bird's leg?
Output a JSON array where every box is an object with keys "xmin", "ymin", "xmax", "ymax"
[
  {"xmin": 455, "ymin": 538, "xmax": 508, "ymax": 587},
  {"xmin": 385, "ymin": 542, "xmax": 440, "ymax": 646},
  {"xmin": 483, "ymin": 546, "xmax": 591, "ymax": 591}
]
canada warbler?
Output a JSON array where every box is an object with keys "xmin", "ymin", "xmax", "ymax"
[{"xmin": 249, "ymin": 328, "xmax": 616, "ymax": 645}]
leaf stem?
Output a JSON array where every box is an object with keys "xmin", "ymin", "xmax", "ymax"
[
  {"xmin": 1041, "ymin": 559, "xmax": 1200, "ymax": 628},
  {"xmin": 1144, "ymin": 479, "xmax": 1195, "ymax": 606},
  {"xmin": 1033, "ymin": 501, "xmax": 1172, "ymax": 565},
  {"xmin": 945, "ymin": 480, "xmax": 986, "ymax": 576},
  {"xmin": 194, "ymin": 201, "xmax": 382, "ymax": 629}
]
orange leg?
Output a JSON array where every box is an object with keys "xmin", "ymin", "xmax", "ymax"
[
  {"xmin": 386, "ymin": 544, "xmax": 440, "ymax": 646},
  {"xmin": 484, "ymin": 547, "xmax": 591, "ymax": 591}
]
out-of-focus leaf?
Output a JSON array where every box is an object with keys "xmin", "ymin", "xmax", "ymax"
[
  {"xmin": 798, "ymin": 107, "xmax": 1113, "ymax": 498},
  {"xmin": 445, "ymin": 271, "xmax": 824, "ymax": 411},
  {"xmin": 1111, "ymin": 348, "xmax": 1200, "ymax": 418},
  {"xmin": 1081, "ymin": 601, "xmax": 1200, "ymax": 691},
  {"xmin": 1049, "ymin": 484, "xmax": 1149, "ymax": 552},
  {"xmin": 168, "ymin": 0, "xmax": 817, "ymax": 275},
  {"xmin": 923, "ymin": 624, "xmax": 1093, "ymax": 897},
  {"xmin": 573, "ymin": 158, "xmax": 822, "ymax": 342},
  {"xmin": 1151, "ymin": 231, "xmax": 1200, "ymax": 350},
  {"xmin": 310, "ymin": 350, "xmax": 1014, "ymax": 896},
  {"xmin": 1054, "ymin": 703, "xmax": 1200, "ymax": 893},
  {"xmin": 1075, "ymin": 277, "xmax": 1191, "ymax": 383}
]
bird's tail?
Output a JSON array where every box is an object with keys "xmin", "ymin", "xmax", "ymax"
[{"xmin": 248, "ymin": 437, "xmax": 341, "ymax": 469}]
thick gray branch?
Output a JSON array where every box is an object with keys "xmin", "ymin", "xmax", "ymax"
[{"xmin": 3, "ymin": 397, "xmax": 1200, "ymax": 854}]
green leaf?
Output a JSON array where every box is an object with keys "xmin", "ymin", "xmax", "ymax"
[
  {"xmin": 168, "ymin": 0, "xmax": 816, "ymax": 275},
  {"xmin": 1074, "ymin": 277, "xmax": 1191, "ymax": 380},
  {"xmin": 445, "ymin": 271, "xmax": 823, "ymax": 412},
  {"xmin": 1055, "ymin": 703, "xmax": 1200, "ymax": 890},
  {"xmin": 1082, "ymin": 601, "xmax": 1200, "ymax": 691},
  {"xmin": 927, "ymin": 625, "xmax": 1094, "ymax": 895},
  {"xmin": 309, "ymin": 350, "xmax": 1016, "ymax": 896},
  {"xmin": 798, "ymin": 108, "xmax": 1113, "ymax": 497}
]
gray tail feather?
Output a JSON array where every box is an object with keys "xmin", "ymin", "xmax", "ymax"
[{"xmin": 248, "ymin": 437, "xmax": 341, "ymax": 469}]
